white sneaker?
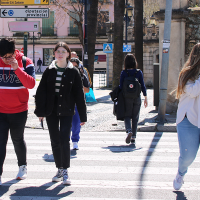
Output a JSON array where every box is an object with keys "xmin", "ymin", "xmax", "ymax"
[
  {"xmin": 52, "ymin": 168, "xmax": 63, "ymax": 182},
  {"xmin": 62, "ymin": 169, "xmax": 71, "ymax": 185},
  {"xmin": 16, "ymin": 165, "xmax": 27, "ymax": 180},
  {"xmin": 0, "ymin": 176, "xmax": 2, "ymax": 186},
  {"xmin": 73, "ymin": 142, "xmax": 79, "ymax": 150},
  {"xmin": 173, "ymin": 172, "xmax": 184, "ymax": 190}
]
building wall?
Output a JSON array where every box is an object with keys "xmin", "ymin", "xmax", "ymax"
[{"xmin": 0, "ymin": 2, "xmax": 114, "ymax": 71}]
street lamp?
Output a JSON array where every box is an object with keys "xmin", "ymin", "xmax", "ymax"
[
  {"xmin": 29, "ymin": 32, "xmax": 41, "ymax": 65},
  {"xmin": 124, "ymin": 2, "xmax": 133, "ymax": 44}
]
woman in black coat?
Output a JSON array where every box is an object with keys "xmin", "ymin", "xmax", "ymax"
[
  {"xmin": 34, "ymin": 42, "xmax": 87, "ymax": 185},
  {"xmin": 119, "ymin": 54, "xmax": 148, "ymax": 144}
]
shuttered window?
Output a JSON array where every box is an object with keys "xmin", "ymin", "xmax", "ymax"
[{"xmin": 42, "ymin": 11, "xmax": 55, "ymax": 36}]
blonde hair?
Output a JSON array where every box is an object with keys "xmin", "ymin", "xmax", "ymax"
[{"xmin": 176, "ymin": 43, "xmax": 200, "ymax": 99}]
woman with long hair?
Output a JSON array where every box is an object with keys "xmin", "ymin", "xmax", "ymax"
[
  {"xmin": 174, "ymin": 43, "xmax": 200, "ymax": 190},
  {"xmin": 34, "ymin": 42, "xmax": 87, "ymax": 185},
  {"xmin": 119, "ymin": 54, "xmax": 148, "ymax": 144}
]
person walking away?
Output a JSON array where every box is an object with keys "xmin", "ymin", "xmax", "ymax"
[
  {"xmin": 34, "ymin": 42, "xmax": 87, "ymax": 185},
  {"xmin": 119, "ymin": 54, "xmax": 148, "ymax": 144},
  {"xmin": 0, "ymin": 38, "xmax": 36, "ymax": 185},
  {"xmin": 37, "ymin": 58, "xmax": 42, "ymax": 72},
  {"xmin": 173, "ymin": 43, "xmax": 200, "ymax": 190},
  {"xmin": 70, "ymin": 57, "xmax": 90, "ymax": 150}
]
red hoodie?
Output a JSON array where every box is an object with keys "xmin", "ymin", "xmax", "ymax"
[{"xmin": 0, "ymin": 50, "xmax": 36, "ymax": 113}]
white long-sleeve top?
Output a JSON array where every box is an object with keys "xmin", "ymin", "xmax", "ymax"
[{"xmin": 176, "ymin": 76, "xmax": 200, "ymax": 128}]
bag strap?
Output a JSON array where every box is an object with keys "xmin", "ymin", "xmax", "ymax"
[
  {"xmin": 125, "ymin": 69, "xmax": 138, "ymax": 77},
  {"xmin": 22, "ymin": 56, "xmax": 26, "ymax": 70}
]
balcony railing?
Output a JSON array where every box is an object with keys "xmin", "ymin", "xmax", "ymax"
[
  {"xmin": 96, "ymin": 24, "xmax": 107, "ymax": 36},
  {"xmin": 68, "ymin": 27, "xmax": 79, "ymax": 36},
  {"xmin": 41, "ymin": 27, "xmax": 57, "ymax": 36}
]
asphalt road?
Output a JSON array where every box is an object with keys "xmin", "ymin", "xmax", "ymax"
[{"xmin": 1, "ymin": 74, "xmax": 200, "ymax": 199}]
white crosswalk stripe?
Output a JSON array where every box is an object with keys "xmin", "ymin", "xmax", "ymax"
[{"xmin": 1, "ymin": 129, "xmax": 200, "ymax": 199}]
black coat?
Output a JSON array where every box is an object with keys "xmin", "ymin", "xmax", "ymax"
[
  {"xmin": 110, "ymin": 86, "xmax": 125, "ymax": 121},
  {"xmin": 34, "ymin": 61, "xmax": 87, "ymax": 122}
]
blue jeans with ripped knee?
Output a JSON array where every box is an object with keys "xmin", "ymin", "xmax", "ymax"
[{"xmin": 177, "ymin": 116, "xmax": 200, "ymax": 176}]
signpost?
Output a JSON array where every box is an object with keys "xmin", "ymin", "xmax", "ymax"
[
  {"xmin": 8, "ymin": 21, "xmax": 40, "ymax": 32},
  {"xmin": 103, "ymin": 43, "xmax": 113, "ymax": 53},
  {"xmin": 0, "ymin": 8, "xmax": 49, "ymax": 18},
  {"xmin": 0, "ymin": 0, "xmax": 49, "ymax": 6}
]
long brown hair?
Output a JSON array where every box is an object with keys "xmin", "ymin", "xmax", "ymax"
[
  {"xmin": 124, "ymin": 54, "xmax": 138, "ymax": 70},
  {"xmin": 176, "ymin": 43, "xmax": 200, "ymax": 99}
]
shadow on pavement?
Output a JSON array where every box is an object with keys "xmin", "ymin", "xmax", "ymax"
[
  {"xmin": 2, "ymin": 181, "xmax": 73, "ymax": 199},
  {"xmin": 0, "ymin": 179, "xmax": 20, "ymax": 196},
  {"xmin": 173, "ymin": 191, "xmax": 188, "ymax": 200},
  {"xmin": 137, "ymin": 132, "xmax": 163, "ymax": 199},
  {"xmin": 102, "ymin": 144, "xmax": 142, "ymax": 153}
]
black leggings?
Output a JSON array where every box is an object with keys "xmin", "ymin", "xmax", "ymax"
[{"xmin": 46, "ymin": 101, "xmax": 73, "ymax": 169}]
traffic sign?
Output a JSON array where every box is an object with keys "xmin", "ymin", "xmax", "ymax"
[
  {"xmin": 103, "ymin": 43, "xmax": 113, "ymax": 53},
  {"xmin": 8, "ymin": 21, "xmax": 40, "ymax": 32},
  {"xmin": 123, "ymin": 45, "xmax": 131, "ymax": 52},
  {"xmin": 0, "ymin": 0, "xmax": 49, "ymax": 6},
  {"xmin": 0, "ymin": 8, "xmax": 49, "ymax": 18}
]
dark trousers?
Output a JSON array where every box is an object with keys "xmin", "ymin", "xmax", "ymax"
[
  {"xmin": 46, "ymin": 102, "xmax": 72, "ymax": 169},
  {"xmin": 0, "ymin": 111, "xmax": 28, "ymax": 175},
  {"xmin": 37, "ymin": 65, "xmax": 42, "ymax": 72},
  {"xmin": 124, "ymin": 97, "xmax": 141, "ymax": 138}
]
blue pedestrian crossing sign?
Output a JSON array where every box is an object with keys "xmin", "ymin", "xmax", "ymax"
[
  {"xmin": 103, "ymin": 43, "xmax": 113, "ymax": 53},
  {"xmin": 123, "ymin": 45, "xmax": 131, "ymax": 52}
]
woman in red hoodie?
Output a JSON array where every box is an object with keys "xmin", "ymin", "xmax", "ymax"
[{"xmin": 0, "ymin": 38, "xmax": 35, "ymax": 185}]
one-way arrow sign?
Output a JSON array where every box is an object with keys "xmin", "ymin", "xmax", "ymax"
[{"xmin": 2, "ymin": 10, "xmax": 7, "ymax": 16}]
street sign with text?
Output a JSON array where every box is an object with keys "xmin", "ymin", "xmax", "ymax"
[
  {"xmin": 8, "ymin": 21, "xmax": 40, "ymax": 32},
  {"xmin": 0, "ymin": 0, "xmax": 49, "ymax": 6},
  {"xmin": 0, "ymin": 8, "xmax": 49, "ymax": 18}
]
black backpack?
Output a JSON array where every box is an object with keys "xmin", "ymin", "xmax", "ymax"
[{"xmin": 122, "ymin": 70, "xmax": 141, "ymax": 99}]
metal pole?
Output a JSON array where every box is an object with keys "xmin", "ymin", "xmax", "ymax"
[
  {"xmin": 106, "ymin": 53, "xmax": 109, "ymax": 87},
  {"xmin": 24, "ymin": 5, "xmax": 28, "ymax": 57},
  {"xmin": 125, "ymin": 0, "xmax": 128, "ymax": 44},
  {"xmin": 33, "ymin": 32, "xmax": 35, "ymax": 66},
  {"xmin": 23, "ymin": 32, "xmax": 28, "ymax": 57},
  {"xmin": 158, "ymin": 0, "xmax": 173, "ymax": 123},
  {"xmin": 83, "ymin": 0, "xmax": 88, "ymax": 69}
]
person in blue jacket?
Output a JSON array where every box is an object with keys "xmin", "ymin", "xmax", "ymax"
[{"xmin": 119, "ymin": 54, "xmax": 148, "ymax": 144}]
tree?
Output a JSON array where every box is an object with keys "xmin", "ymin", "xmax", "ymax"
[
  {"xmin": 87, "ymin": 0, "xmax": 99, "ymax": 87},
  {"xmin": 112, "ymin": 0, "xmax": 125, "ymax": 89},
  {"xmin": 49, "ymin": 0, "xmax": 112, "ymax": 87},
  {"xmin": 134, "ymin": 0, "xmax": 143, "ymax": 72}
]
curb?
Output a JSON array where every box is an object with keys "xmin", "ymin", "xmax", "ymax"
[{"xmin": 137, "ymin": 123, "xmax": 177, "ymax": 132}]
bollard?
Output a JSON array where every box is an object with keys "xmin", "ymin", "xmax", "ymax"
[{"xmin": 153, "ymin": 63, "xmax": 160, "ymax": 109}]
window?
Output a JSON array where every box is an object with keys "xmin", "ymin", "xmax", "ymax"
[
  {"xmin": 43, "ymin": 48, "xmax": 54, "ymax": 66},
  {"xmin": 68, "ymin": 12, "xmax": 79, "ymax": 36},
  {"xmin": 42, "ymin": 11, "xmax": 55, "ymax": 36},
  {"xmin": 97, "ymin": 11, "xmax": 109, "ymax": 36}
]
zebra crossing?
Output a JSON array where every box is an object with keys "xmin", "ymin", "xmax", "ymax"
[{"xmin": 1, "ymin": 129, "xmax": 200, "ymax": 199}]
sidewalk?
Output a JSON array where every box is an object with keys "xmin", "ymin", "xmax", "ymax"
[{"xmin": 27, "ymin": 73, "xmax": 177, "ymax": 132}]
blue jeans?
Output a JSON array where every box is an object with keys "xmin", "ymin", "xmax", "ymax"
[
  {"xmin": 71, "ymin": 106, "xmax": 81, "ymax": 143},
  {"xmin": 0, "ymin": 111, "xmax": 28, "ymax": 175},
  {"xmin": 177, "ymin": 116, "xmax": 200, "ymax": 176}
]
